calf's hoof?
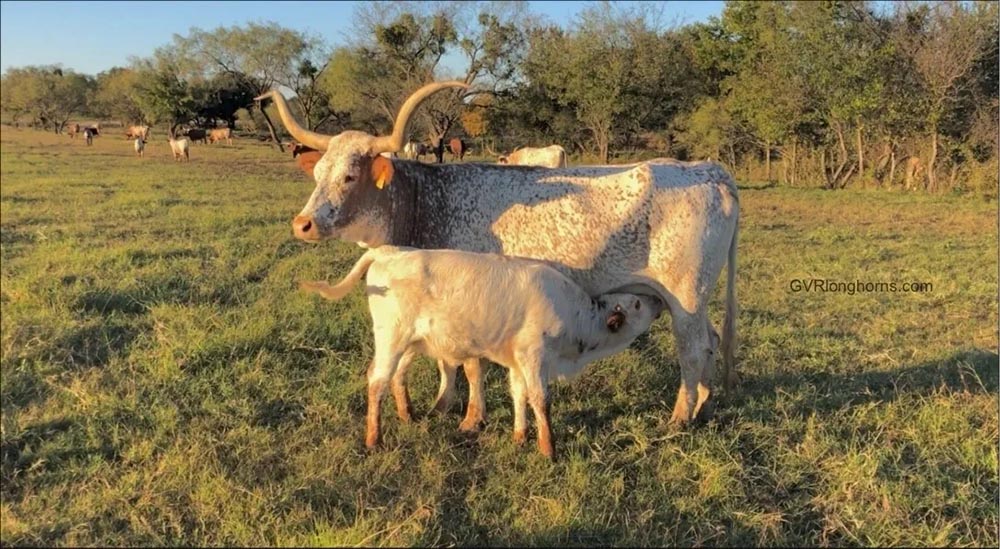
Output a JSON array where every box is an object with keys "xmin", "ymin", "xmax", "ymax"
[
  {"xmin": 537, "ymin": 439, "xmax": 554, "ymax": 459},
  {"xmin": 458, "ymin": 418, "xmax": 483, "ymax": 433},
  {"xmin": 431, "ymin": 396, "xmax": 453, "ymax": 415},
  {"xmin": 513, "ymin": 430, "xmax": 527, "ymax": 446},
  {"xmin": 396, "ymin": 407, "xmax": 413, "ymax": 424}
]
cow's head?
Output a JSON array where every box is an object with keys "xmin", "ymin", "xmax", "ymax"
[{"xmin": 257, "ymin": 81, "xmax": 468, "ymax": 244}]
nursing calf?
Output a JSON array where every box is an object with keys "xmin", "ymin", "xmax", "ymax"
[{"xmin": 300, "ymin": 246, "xmax": 662, "ymax": 458}]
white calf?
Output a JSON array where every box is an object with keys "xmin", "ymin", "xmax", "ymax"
[
  {"xmin": 168, "ymin": 136, "xmax": 190, "ymax": 161},
  {"xmin": 134, "ymin": 138, "xmax": 145, "ymax": 158},
  {"xmin": 300, "ymin": 246, "xmax": 662, "ymax": 457}
]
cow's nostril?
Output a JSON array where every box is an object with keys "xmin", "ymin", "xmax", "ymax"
[{"xmin": 301, "ymin": 220, "xmax": 312, "ymax": 233}]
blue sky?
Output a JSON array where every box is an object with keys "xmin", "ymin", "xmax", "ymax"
[{"xmin": 0, "ymin": 1, "xmax": 724, "ymax": 76}]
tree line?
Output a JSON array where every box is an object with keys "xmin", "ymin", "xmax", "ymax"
[{"xmin": 1, "ymin": 1, "xmax": 996, "ymax": 191}]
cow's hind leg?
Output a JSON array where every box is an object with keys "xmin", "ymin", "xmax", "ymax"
[{"xmin": 669, "ymin": 311, "xmax": 716, "ymax": 426}]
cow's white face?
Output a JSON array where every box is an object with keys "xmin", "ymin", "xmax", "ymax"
[{"xmin": 293, "ymin": 131, "xmax": 395, "ymax": 245}]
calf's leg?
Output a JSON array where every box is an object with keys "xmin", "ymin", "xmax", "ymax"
[
  {"xmin": 390, "ymin": 349, "xmax": 417, "ymax": 423},
  {"xmin": 459, "ymin": 358, "xmax": 486, "ymax": 432},
  {"xmin": 508, "ymin": 368, "xmax": 528, "ymax": 445},
  {"xmin": 431, "ymin": 359, "xmax": 457, "ymax": 414}
]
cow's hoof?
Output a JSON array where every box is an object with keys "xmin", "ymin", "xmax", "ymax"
[{"xmin": 695, "ymin": 399, "xmax": 717, "ymax": 423}]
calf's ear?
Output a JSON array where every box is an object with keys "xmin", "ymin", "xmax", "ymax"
[{"xmin": 371, "ymin": 156, "xmax": 395, "ymax": 190}]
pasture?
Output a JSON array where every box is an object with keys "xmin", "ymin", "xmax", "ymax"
[{"xmin": 1, "ymin": 127, "xmax": 997, "ymax": 546}]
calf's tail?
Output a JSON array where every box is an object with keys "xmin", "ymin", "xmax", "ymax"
[{"xmin": 300, "ymin": 249, "xmax": 380, "ymax": 301}]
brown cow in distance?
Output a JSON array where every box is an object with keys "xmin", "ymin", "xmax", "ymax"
[
  {"xmin": 449, "ymin": 138, "xmax": 466, "ymax": 161},
  {"xmin": 208, "ymin": 128, "xmax": 234, "ymax": 145},
  {"xmin": 67, "ymin": 123, "xmax": 81, "ymax": 138},
  {"xmin": 290, "ymin": 142, "xmax": 323, "ymax": 178}
]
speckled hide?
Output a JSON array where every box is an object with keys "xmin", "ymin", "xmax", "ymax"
[{"xmin": 297, "ymin": 128, "xmax": 740, "ymax": 425}]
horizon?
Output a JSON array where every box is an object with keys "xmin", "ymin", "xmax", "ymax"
[{"xmin": 0, "ymin": 1, "xmax": 724, "ymax": 76}]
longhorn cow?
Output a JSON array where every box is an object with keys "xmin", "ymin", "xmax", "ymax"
[
  {"xmin": 257, "ymin": 81, "xmax": 740, "ymax": 427},
  {"xmin": 497, "ymin": 144, "xmax": 568, "ymax": 168}
]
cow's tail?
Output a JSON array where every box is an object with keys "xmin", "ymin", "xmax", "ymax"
[
  {"xmin": 721, "ymin": 216, "xmax": 739, "ymax": 393},
  {"xmin": 300, "ymin": 249, "xmax": 380, "ymax": 301}
]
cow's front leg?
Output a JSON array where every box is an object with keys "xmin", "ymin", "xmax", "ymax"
[{"xmin": 669, "ymin": 311, "xmax": 715, "ymax": 425}]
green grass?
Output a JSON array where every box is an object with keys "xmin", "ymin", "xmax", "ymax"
[{"xmin": 1, "ymin": 126, "xmax": 997, "ymax": 547}]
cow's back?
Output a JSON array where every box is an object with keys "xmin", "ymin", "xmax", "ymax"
[{"xmin": 413, "ymin": 159, "xmax": 738, "ymax": 306}]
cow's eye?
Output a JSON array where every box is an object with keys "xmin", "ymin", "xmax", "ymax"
[
  {"xmin": 635, "ymin": 301, "xmax": 641, "ymax": 310},
  {"xmin": 344, "ymin": 174, "xmax": 355, "ymax": 183}
]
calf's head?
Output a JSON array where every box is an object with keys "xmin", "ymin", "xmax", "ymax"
[
  {"xmin": 257, "ymin": 81, "xmax": 469, "ymax": 245},
  {"xmin": 600, "ymin": 293, "xmax": 664, "ymax": 338}
]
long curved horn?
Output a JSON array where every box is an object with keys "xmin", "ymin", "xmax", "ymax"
[
  {"xmin": 370, "ymin": 81, "xmax": 469, "ymax": 155},
  {"xmin": 254, "ymin": 90, "xmax": 330, "ymax": 151}
]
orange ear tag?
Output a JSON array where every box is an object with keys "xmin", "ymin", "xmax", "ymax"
[{"xmin": 372, "ymin": 156, "xmax": 394, "ymax": 190}]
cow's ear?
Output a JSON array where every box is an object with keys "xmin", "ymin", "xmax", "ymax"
[{"xmin": 371, "ymin": 155, "xmax": 395, "ymax": 190}]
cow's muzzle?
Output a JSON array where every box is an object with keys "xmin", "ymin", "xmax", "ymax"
[{"xmin": 292, "ymin": 215, "xmax": 321, "ymax": 241}]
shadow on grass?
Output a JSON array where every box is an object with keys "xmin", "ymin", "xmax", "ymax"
[
  {"xmin": 0, "ymin": 416, "xmax": 119, "ymax": 505},
  {"xmin": 732, "ymin": 348, "xmax": 998, "ymax": 421}
]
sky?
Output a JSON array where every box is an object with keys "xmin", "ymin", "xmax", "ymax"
[{"xmin": 0, "ymin": 1, "xmax": 725, "ymax": 76}]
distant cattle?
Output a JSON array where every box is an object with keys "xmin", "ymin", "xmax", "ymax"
[
  {"xmin": 178, "ymin": 128, "xmax": 208, "ymax": 145},
  {"xmin": 168, "ymin": 136, "xmax": 190, "ymax": 161},
  {"xmin": 125, "ymin": 125, "xmax": 150, "ymax": 140},
  {"xmin": 290, "ymin": 142, "xmax": 323, "ymax": 177},
  {"xmin": 403, "ymin": 141, "xmax": 429, "ymax": 161},
  {"xmin": 181, "ymin": 128, "xmax": 207, "ymax": 144},
  {"xmin": 429, "ymin": 136, "xmax": 445, "ymax": 163},
  {"xmin": 208, "ymin": 128, "xmax": 233, "ymax": 145},
  {"xmin": 67, "ymin": 123, "xmax": 81, "ymax": 139},
  {"xmin": 498, "ymin": 145, "xmax": 568, "ymax": 169},
  {"xmin": 83, "ymin": 128, "xmax": 97, "ymax": 146},
  {"xmin": 449, "ymin": 138, "xmax": 467, "ymax": 161},
  {"xmin": 134, "ymin": 137, "xmax": 146, "ymax": 158}
]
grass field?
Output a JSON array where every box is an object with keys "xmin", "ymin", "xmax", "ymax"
[{"xmin": 1, "ymin": 127, "xmax": 997, "ymax": 547}]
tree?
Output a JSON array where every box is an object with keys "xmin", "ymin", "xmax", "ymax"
[
  {"xmin": 166, "ymin": 21, "xmax": 327, "ymax": 151},
  {"xmin": 0, "ymin": 65, "xmax": 92, "ymax": 132},
  {"xmin": 895, "ymin": 1, "xmax": 997, "ymax": 190},
  {"xmin": 92, "ymin": 67, "xmax": 147, "ymax": 125},
  {"xmin": 322, "ymin": 3, "xmax": 528, "ymax": 160}
]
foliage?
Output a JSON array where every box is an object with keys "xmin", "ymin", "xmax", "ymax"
[
  {"xmin": 0, "ymin": 66, "xmax": 94, "ymax": 132},
  {"xmin": 0, "ymin": 0, "xmax": 996, "ymax": 187}
]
